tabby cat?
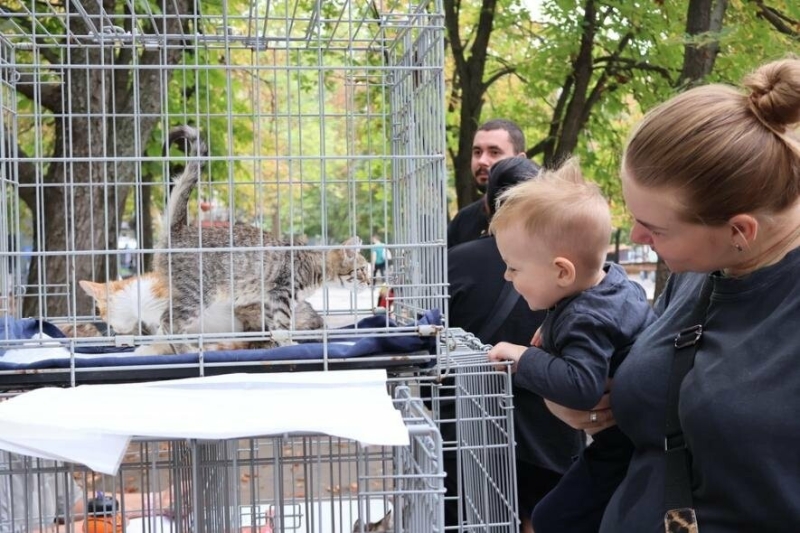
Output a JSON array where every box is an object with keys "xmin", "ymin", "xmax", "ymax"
[
  {"xmin": 137, "ymin": 125, "xmax": 370, "ymax": 355},
  {"xmin": 74, "ymin": 275, "xmax": 324, "ymax": 350}
]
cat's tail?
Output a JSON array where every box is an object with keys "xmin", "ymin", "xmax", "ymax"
[{"xmin": 166, "ymin": 125, "xmax": 207, "ymax": 232}]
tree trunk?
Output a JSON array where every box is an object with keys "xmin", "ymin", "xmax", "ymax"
[
  {"xmin": 445, "ymin": 0, "xmax": 499, "ymax": 209},
  {"xmin": 528, "ymin": 1, "xmax": 643, "ymax": 168},
  {"xmin": 545, "ymin": 0, "xmax": 598, "ymax": 167},
  {"xmin": 141, "ymin": 181, "xmax": 155, "ymax": 273},
  {"xmin": 652, "ymin": 0, "xmax": 729, "ymax": 301},
  {"xmin": 21, "ymin": 0, "xmax": 193, "ymax": 318},
  {"xmin": 453, "ymin": 96, "xmax": 483, "ymax": 208},
  {"xmin": 678, "ymin": 0, "xmax": 729, "ymax": 88},
  {"xmin": 24, "ymin": 171, "xmax": 115, "ymax": 320}
]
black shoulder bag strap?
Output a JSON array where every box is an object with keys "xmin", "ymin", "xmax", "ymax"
[
  {"xmin": 476, "ymin": 281, "xmax": 521, "ymax": 343},
  {"xmin": 664, "ymin": 277, "xmax": 714, "ymax": 514}
]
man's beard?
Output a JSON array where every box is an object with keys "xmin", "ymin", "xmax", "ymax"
[{"xmin": 475, "ymin": 171, "xmax": 488, "ymax": 193}]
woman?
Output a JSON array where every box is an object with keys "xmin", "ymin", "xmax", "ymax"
[{"xmin": 547, "ymin": 58, "xmax": 800, "ymax": 532}]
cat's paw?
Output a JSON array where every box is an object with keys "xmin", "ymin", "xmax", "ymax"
[
  {"xmin": 248, "ymin": 339, "xmax": 291, "ymax": 350},
  {"xmin": 250, "ymin": 341, "xmax": 280, "ymax": 350},
  {"xmin": 134, "ymin": 344, "xmax": 170, "ymax": 356}
]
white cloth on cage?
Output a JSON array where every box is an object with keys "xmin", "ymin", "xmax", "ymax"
[
  {"xmin": 0, "ymin": 332, "xmax": 89, "ymax": 364},
  {"xmin": 0, "ymin": 370, "xmax": 410, "ymax": 475}
]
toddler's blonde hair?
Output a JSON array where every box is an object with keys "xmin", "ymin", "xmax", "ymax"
[{"xmin": 490, "ymin": 158, "xmax": 612, "ymax": 273}]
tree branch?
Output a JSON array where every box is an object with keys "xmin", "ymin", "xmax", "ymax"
[
  {"xmin": 678, "ymin": 0, "xmax": 729, "ymax": 87},
  {"xmin": 547, "ymin": 0, "xmax": 597, "ymax": 164},
  {"xmin": 594, "ymin": 56, "xmax": 675, "ymax": 83},
  {"xmin": 38, "ymin": 46, "xmax": 61, "ymax": 65},
  {"xmin": 582, "ymin": 32, "xmax": 634, "ymax": 125},
  {"xmin": 443, "ymin": 0, "xmax": 468, "ymax": 78},
  {"xmin": 10, "ymin": 142, "xmax": 37, "ymax": 208},
  {"xmin": 113, "ymin": 3, "xmax": 135, "ymax": 108},
  {"xmin": 109, "ymin": 2, "xmax": 192, "ymax": 189},
  {"xmin": 0, "ymin": 5, "xmax": 63, "ymax": 64},
  {"xmin": 469, "ymin": 0, "xmax": 499, "ymax": 78},
  {"xmin": 751, "ymin": 0, "xmax": 799, "ymax": 39},
  {"xmin": 15, "ymin": 73, "xmax": 63, "ymax": 113},
  {"xmin": 483, "ymin": 65, "xmax": 516, "ymax": 90},
  {"xmin": 1, "ymin": 8, "xmax": 56, "ymax": 60},
  {"xmin": 32, "ymin": 46, "xmax": 61, "ymax": 65},
  {"xmin": 540, "ymin": 72, "xmax": 574, "ymax": 164},
  {"xmin": 447, "ymin": 70, "xmax": 461, "ymax": 113},
  {"xmin": 526, "ymin": 137, "xmax": 550, "ymax": 159}
]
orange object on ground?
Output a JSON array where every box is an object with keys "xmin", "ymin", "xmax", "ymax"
[
  {"xmin": 83, "ymin": 494, "xmax": 124, "ymax": 533},
  {"xmin": 84, "ymin": 516, "xmax": 124, "ymax": 533}
]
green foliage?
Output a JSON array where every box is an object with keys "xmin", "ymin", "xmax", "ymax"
[
  {"xmin": 449, "ymin": 0, "xmax": 799, "ymax": 239},
  {"xmin": 125, "ymin": 0, "xmax": 393, "ymax": 242},
  {"xmin": 7, "ymin": 0, "xmax": 798, "ymax": 249}
]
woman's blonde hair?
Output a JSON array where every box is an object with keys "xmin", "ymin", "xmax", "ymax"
[
  {"xmin": 490, "ymin": 158, "xmax": 612, "ymax": 273},
  {"xmin": 623, "ymin": 58, "xmax": 800, "ymax": 225}
]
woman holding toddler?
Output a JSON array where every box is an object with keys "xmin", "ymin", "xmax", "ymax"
[{"xmin": 493, "ymin": 57, "xmax": 800, "ymax": 533}]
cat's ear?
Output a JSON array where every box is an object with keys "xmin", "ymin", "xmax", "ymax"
[
  {"xmin": 341, "ymin": 236, "xmax": 362, "ymax": 260},
  {"xmin": 78, "ymin": 280, "xmax": 106, "ymax": 300},
  {"xmin": 352, "ymin": 518, "xmax": 363, "ymax": 533},
  {"xmin": 342, "ymin": 236, "xmax": 362, "ymax": 247},
  {"xmin": 377, "ymin": 510, "xmax": 392, "ymax": 531}
]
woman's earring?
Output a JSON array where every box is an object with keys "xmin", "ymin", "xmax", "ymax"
[{"xmin": 734, "ymin": 242, "xmax": 744, "ymax": 252}]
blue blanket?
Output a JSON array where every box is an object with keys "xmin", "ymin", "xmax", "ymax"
[{"xmin": 0, "ymin": 310, "xmax": 441, "ymax": 370}]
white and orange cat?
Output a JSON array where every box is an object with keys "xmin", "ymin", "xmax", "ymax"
[{"xmin": 78, "ymin": 273, "xmax": 167, "ymax": 337}]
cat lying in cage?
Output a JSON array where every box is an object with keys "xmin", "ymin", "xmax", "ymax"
[
  {"xmin": 133, "ymin": 125, "xmax": 370, "ymax": 355},
  {"xmin": 63, "ymin": 274, "xmax": 324, "ymax": 351}
]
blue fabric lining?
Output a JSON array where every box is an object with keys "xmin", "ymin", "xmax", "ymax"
[{"xmin": 0, "ymin": 310, "xmax": 441, "ymax": 370}]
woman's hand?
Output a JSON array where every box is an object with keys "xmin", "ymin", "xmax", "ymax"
[
  {"xmin": 487, "ymin": 342, "xmax": 527, "ymax": 373},
  {"xmin": 544, "ymin": 393, "xmax": 616, "ymax": 435}
]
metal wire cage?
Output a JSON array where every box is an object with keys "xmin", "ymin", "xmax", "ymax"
[
  {"xmin": 0, "ymin": 386, "xmax": 444, "ymax": 533},
  {"xmin": 0, "ymin": 0, "xmax": 447, "ymax": 352},
  {"xmin": 0, "ymin": 4, "xmax": 520, "ymax": 533},
  {"xmin": 416, "ymin": 332, "xmax": 518, "ymax": 533}
]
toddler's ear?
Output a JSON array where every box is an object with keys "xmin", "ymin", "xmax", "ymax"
[{"xmin": 553, "ymin": 257, "xmax": 576, "ymax": 287}]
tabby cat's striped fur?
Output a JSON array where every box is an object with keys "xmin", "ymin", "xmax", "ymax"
[{"xmin": 136, "ymin": 125, "xmax": 369, "ymax": 355}]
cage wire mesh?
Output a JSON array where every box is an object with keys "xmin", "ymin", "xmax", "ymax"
[
  {"xmin": 412, "ymin": 332, "xmax": 518, "ymax": 533},
  {"xmin": 0, "ymin": 2, "xmax": 521, "ymax": 533},
  {"xmin": 0, "ymin": 387, "xmax": 443, "ymax": 533},
  {"xmin": 1, "ymin": 36, "xmax": 21, "ymax": 319},
  {"xmin": 0, "ymin": 0, "xmax": 447, "ymax": 354}
]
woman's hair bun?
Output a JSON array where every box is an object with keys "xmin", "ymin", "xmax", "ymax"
[{"xmin": 743, "ymin": 58, "xmax": 800, "ymax": 129}]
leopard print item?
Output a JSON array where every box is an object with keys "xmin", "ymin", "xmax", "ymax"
[{"xmin": 664, "ymin": 508, "xmax": 699, "ymax": 533}]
